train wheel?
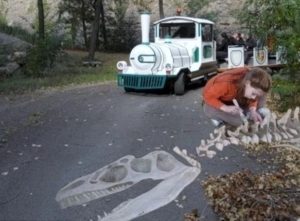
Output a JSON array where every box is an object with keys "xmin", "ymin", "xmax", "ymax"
[
  {"xmin": 124, "ymin": 87, "xmax": 134, "ymax": 92},
  {"xmin": 174, "ymin": 72, "xmax": 186, "ymax": 95}
]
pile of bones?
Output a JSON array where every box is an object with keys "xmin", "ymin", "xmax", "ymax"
[{"xmin": 196, "ymin": 107, "xmax": 300, "ymax": 158}]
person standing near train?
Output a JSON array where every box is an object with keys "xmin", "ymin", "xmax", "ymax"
[
  {"xmin": 202, "ymin": 67, "xmax": 272, "ymax": 127},
  {"xmin": 244, "ymin": 34, "xmax": 257, "ymax": 64},
  {"xmin": 216, "ymin": 32, "xmax": 237, "ymax": 63},
  {"xmin": 235, "ymin": 33, "xmax": 245, "ymax": 46}
]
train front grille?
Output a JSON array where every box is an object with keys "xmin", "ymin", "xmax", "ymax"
[{"xmin": 118, "ymin": 74, "xmax": 166, "ymax": 89}]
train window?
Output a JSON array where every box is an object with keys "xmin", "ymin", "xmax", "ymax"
[
  {"xmin": 202, "ymin": 24, "xmax": 212, "ymax": 42},
  {"xmin": 159, "ymin": 23, "xmax": 195, "ymax": 39},
  {"xmin": 203, "ymin": 45, "xmax": 212, "ymax": 58}
]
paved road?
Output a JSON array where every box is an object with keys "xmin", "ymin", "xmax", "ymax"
[{"xmin": 0, "ymin": 83, "xmax": 264, "ymax": 221}]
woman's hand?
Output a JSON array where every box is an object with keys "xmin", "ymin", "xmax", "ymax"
[
  {"xmin": 249, "ymin": 109, "xmax": 263, "ymax": 122},
  {"xmin": 220, "ymin": 105, "xmax": 242, "ymax": 115}
]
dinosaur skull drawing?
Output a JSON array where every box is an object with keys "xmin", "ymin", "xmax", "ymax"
[{"xmin": 56, "ymin": 150, "xmax": 200, "ymax": 221}]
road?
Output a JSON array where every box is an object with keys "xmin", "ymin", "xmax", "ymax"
[{"xmin": 0, "ymin": 83, "xmax": 264, "ymax": 221}]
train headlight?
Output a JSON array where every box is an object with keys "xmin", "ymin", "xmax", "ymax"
[
  {"xmin": 165, "ymin": 63, "xmax": 172, "ymax": 74},
  {"xmin": 116, "ymin": 61, "xmax": 127, "ymax": 71}
]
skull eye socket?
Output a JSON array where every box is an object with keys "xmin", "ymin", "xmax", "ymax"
[
  {"xmin": 100, "ymin": 165, "xmax": 127, "ymax": 182},
  {"xmin": 130, "ymin": 158, "xmax": 151, "ymax": 173},
  {"xmin": 156, "ymin": 153, "xmax": 175, "ymax": 172}
]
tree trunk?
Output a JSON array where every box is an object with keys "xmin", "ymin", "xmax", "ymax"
[
  {"xmin": 80, "ymin": 0, "xmax": 88, "ymax": 49},
  {"xmin": 87, "ymin": 0, "xmax": 101, "ymax": 60},
  {"xmin": 99, "ymin": 0, "xmax": 107, "ymax": 50},
  {"xmin": 159, "ymin": 0, "xmax": 164, "ymax": 19},
  {"xmin": 37, "ymin": 0, "xmax": 45, "ymax": 40}
]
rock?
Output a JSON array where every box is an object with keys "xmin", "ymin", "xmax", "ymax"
[
  {"xmin": 6, "ymin": 62, "xmax": 20, "ymax": 76},
  {"xmin": 0, "ymin": 67, "xmax": 8, "ymax": 77},
  {"xmin": 0, "ymin": 32, "xmax": 32, "ymax": 76},
  {"xmin": 1, "ymin": 0, "xmax": 245, "ymax": 40},
  {"xmin": 0, "ymin": 33, "xmax": 32, "ymax": 53},
  {"xmin": 13, "ymin": 51, "xmax": 27, "ymax": 65}
]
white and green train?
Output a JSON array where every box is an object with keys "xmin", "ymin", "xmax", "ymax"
[{"xmin": 117, "ymin": 14, "xmax": 218, "ymax": 95}]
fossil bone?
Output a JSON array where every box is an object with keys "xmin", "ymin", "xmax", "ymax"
[
  {"xmin": 196, "ymin": 107, "xmax": 300, "ymax": 157},
  {"xmin": 173, "ymin": 146, "xmax": 201, "ymax": 169}
]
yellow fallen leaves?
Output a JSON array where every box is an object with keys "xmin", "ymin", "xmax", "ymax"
[
  {"xmin": 202, "ymin": 143, "xmax": 300, "ymax": 220},
  {"xmin": 203, "ymin": 168, "xmax": 299, "ymax": 220}
]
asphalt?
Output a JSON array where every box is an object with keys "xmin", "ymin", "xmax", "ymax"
[{"xmin": 0, "ymin": 82, "xmax": 266, "ymax": 221}]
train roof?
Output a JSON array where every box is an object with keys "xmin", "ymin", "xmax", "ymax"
[{"xmin": 153, "ymin": 16, "xmax": 214, "ymax": 25}]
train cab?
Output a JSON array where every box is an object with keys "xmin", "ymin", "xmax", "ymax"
[{"xmin": 117, "ymin": 14, "xmax": 218, "ymax": 95}]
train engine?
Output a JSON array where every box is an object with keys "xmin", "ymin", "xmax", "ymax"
[{"xmin": 117, "ymin": 14, "xmax": 218, "ymax": 95}]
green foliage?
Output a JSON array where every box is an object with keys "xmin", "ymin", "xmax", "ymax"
[
  {"xmin": 27, "ymin": 0, "xmax": 59, "ymax": 36},
  {"xmin": 0, "ymin": 11, "xmax": 6, "ymax": 25},
  {"xmin": 238, "ymin": 0, "xmax": 300, "ymax": 77},
  {"xmin": 0, "ymin": 51, "xmax": 127, "ymax": 94},
  {"xmin": 271, "ymin": 77, "xmax": 300, "ymax": 112},
  {"xmin": 106, "ymin": 0, "xmax": 138, "ymax": 52},
  {"xmin": 58, "ymin": 0, "xmax": 94, "ymax": 48},
  {"xmin": 24, "ymin": 35, "xmax": 63, "ymax": 77}
]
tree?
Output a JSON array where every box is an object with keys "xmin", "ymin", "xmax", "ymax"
[
  {"xmin": 159, "ymin": 0, "xmax": 164, "ymax": 19},
  {"xmin": 58, "ymin": 0, "xmax": 94, "ymax": 48},
  {"xmin": 80, "ymin": 0, "xmax": 89, "ymax": 48},
  {"xmin": 99, "ymin": 0, "xmax": 107, "ymax": 49},
  {"xmin": 37, "ymin": 0, "xmax": 45, "ymax": 40},
  {"xmin": 26, "ymin": 0, "xmax": 62, "ymax": 77},
  {"xmin": 87, "ymin": 0, "xmax": 101, "ymax": 60},
  {"xmin": 238, "ymin": 0, "xmax": 300, "ymax": 76},
  {"xmin": 106, "ymin": 0, "xmax": 137, "ymax": 52}
]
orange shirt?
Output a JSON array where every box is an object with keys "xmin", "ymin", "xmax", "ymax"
[{"xmin": 203, "ymin": 67, "xmax": 257, "ymax": 109}]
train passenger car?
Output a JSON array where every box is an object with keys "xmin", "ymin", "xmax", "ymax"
[{"xmin": 117, "ymin": 14, "xmax": 218, "ymax": 95}]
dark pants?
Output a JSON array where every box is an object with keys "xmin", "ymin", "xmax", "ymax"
[
  {"xmin": 216, "ymin": 51, "xmax": 228, "ymax": 63},
  {"xmin": 244, "ymin": 51, "xmax": 253, "ymax": 65}
]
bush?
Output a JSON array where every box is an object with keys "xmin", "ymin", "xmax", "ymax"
[
  {"xmin": 271, "ymin": 77, "xmax": 300, "ymax": 112},
  {"xmin": 24, "ymin": 35, "xmax": 63, "ymax": 77},
  {"xmin": 106, "ymin": 16, "xmax": 138, "ymax": 52}
]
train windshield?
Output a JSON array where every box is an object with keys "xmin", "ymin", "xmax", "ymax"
[{"xmin": 159, "ymin": 23, "xmax": 195, "ymax": 39}]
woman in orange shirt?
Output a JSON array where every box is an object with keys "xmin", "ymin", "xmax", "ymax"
[{"xmin": 203, "ymin": 67, "xmax": 272, "ymax": 127}]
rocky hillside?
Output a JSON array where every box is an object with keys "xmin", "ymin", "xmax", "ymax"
[
  {"xmin": 0, "ymin": 0, "xmax": 60, "ymax": 33},
  {"xmin": 1, "ymin": 0, "xmax": 246, "ymax": 32}
]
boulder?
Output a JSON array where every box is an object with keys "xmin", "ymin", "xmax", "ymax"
[
  {"xmin": 0, "ymin": 32, "xmax": 32, "ymax": 77},
  {"xmin": 6, "ymin": 62, "xmax": 20, "ymax": 75},
  {"xmin": 0, "ymin": 32, "xmax": 32, "ymax": 53}
]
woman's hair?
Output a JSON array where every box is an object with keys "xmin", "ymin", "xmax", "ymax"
[
  {"xmin": 243, "ymin": 68, "xmax": 272, "ymax": 92},
  {"xmin": 236, "ymin": 68, "xmax": 272, "ymax": 107}
]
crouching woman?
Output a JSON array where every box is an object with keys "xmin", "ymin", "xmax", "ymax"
[{"xmin": 202, "ymin": 67, "xmax": 272, "ymax": 127}]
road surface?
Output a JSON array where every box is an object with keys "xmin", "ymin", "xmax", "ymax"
[{"xmin": 0, "ymin": 83, "xmax": 265, "ymax": 221}]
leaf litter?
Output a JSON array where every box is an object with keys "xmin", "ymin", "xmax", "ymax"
[{"xmin": 200, "ymin": 144, "xmax": 300, "ymax": 220}]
